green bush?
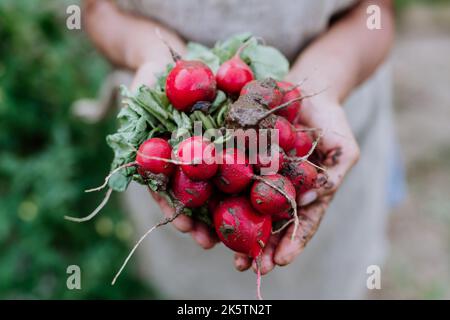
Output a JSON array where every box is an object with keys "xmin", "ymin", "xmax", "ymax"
[{"xmin": 0, "ymin": 0, "xmax": 156, "ymax": 299}]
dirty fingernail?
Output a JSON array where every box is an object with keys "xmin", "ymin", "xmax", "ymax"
[{"xmin": 275, "ymin": 253, "xmax": 292, "ymax": 266}]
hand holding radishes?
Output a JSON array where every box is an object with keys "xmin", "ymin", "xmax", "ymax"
[
  {"xmin": 234, "ymin": 86, "xmax": 360, "ymax": 275},
  {"xmin": 67, "ymin": 33, "xmax": 346, "ymax": 299}
]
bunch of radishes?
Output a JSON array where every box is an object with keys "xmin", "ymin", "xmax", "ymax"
[{"xmin": 67, "ymin": 34, "xmax": 326, "ymax": 299}]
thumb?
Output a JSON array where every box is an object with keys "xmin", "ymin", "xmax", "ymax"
[{"xmin": 130, "ymin": 62, "xmax": 160, "ymax": 91}]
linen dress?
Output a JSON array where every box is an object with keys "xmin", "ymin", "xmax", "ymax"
[{"xmin": 114, "ymin": 0, "xmax": 394, "ymax": 299}]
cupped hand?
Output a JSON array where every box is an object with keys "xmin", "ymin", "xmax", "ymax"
[
  {"xmin": 131, "ymin": 62, "xmax": 219, "ymax": 250},
  {"xmin": 234, "ymin": 93, "xmax": 360, "ymax": 274}
]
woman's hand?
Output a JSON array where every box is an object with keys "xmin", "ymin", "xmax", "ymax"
[{"xmin": 234, "ymin": 94, "xmax": 360, "ymax": 274}]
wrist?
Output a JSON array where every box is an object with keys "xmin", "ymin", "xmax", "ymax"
[
  {"xmin": 288, "ymin": 48, "xmax": 352, "ymax": 106},
  {"xmin": 286, "ymin": 73, "xmax": 339, "ymax": 107}
]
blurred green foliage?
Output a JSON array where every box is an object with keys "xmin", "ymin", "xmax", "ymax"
[
  {"xmin": 0, "ymin": 0, "xmax": 156, "ymax": 298},
  {"xmin": 395, "ymin": 0, "xmax": 450, "ymax": 11}
]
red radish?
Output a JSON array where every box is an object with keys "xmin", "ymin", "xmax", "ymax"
[
  {"xmin": 227, "ymin": 78, "xmax": 307, "ymax": 129},
  {"xmin": 172, "ymin": 168, "xmax": 213, "ymax": 208},
  {"xmin": 136, "ymin": 138, "xmax": 175, "ymax": 177},
  {"xmin": 213, "ymin": 196, "xmax": 271, "ymax": 258},
  {"xmin": 283, "ymin": 161, "xmax": 318, "ymax": 194},
  {"xmin": 166, "ymin": 60, "xmax": 216, "ymax": 112},
  {"xmin": 250, "ymin": 174, "xmax": 296, "ymax": 216},
  {"xmin": 207, "ymin": 194, "xmax": 223, "ymax": 214},
  {"xmin": 214, "ymin": 148, "xmax": 254, "ymax": 194},
  {"xmin": 240, "ymin": 79, "xmax": 283, "ymax": 109},
  {"xmin": 254, "ymin": 147, "xmax": 285, "ymax": 174},
  {"xmin": 274, "ymin": 116, "xmax": 296, "ymax": 152},
  {"xmin": 216, "ymin": 46, "xmax": 254, "ymax": 95},
  {"xmin": 275, "ymin": 81, "xmax": 302, "ymax": 123},
  {"xmin": 289, "ymin": 128, "xmax": 313, "ymax": 157},
  {"xmin": 272, "ymin": 209, "xmax": 291, "ymax": 222},
  {"xmin": 176, "ymin": 136, "xmax": 218, "ymax": 180}
]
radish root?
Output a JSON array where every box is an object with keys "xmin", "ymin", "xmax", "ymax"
[
  {"xmin": 85, "ymin": 162, "xmax": 137, "ymax": 193},
  {"xmin": 137, "ymin": 155, "xmax": 192, "ymax": 166},
  {"xmin": 65, "ymin": 188, "xmax": 113, "ymax": 222},
  {"xmin": 285, "ymin": 131, "xmax": 328, "ymax": 173},
  {"xmin": 295, "ymin": 127, "xmax": 322, "ymax": 133},
  {"xmin": 133, "ymin": 145, "xmax": 210, "ymax": 166},
  {"xmin": 85, "ymin": 152, "xmax": 200, "ymax": 195},
  {"xmin": 261, "ymin": 87, "xmax": 328, "ymax": 119},
  {"xmin": 235, "ymin": 41, "xmax": 251, "ymax": 58},
  {"xmin": 272, "ymin": 218, "xmax": 295, "ymax": 234},
  {"xmin": 155, "ymin": 28, "xmax": 181, "ymax": 62},
  {"xmin": 112, "ymin": 210, "xmax": 182, "ymax": 285},
  {"xmin": 256, "ymin": 256, "xmax": 263, "ymax": 300}
]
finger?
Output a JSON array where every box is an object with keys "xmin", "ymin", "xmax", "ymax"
[
  {"xmin": 274, "ymin": 197, "xmax": 330, "ymax": 266},
  {"xmin": 297, "ymin": 167, "xmax": 336, "ymax": 206},
  {"xmin": 251, "ymin": 233, "xmax": 281, "ymax": 275},
  {"xmin": 150, "ymin": 191, "xmax": 193, "ymax": 233},
  {"xmin": 130, "ymin": 63, "xmax": 158, "ymax": 91},
  {"xmin": 234, "ymin": 253, "xmax": 252, "ymax": 272},
  {"xmin": 151, "ymin": 191, "xmax": 163, "ymax": 202},
  {"xmin": 191, "ymin": 222, "xmax": 218, "ymax": 249},
  {"xmin": 298, "ymin": 143, "xmax": 359, "ymax": 206}
]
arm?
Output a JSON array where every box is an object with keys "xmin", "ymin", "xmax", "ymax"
[
  {"xmin": 288, "ymin": 0, "xmax": 394, "ymax": 104},
  {"xmin": 83, "ymin": 0, "xmax": 218, "ymax": 249},
  {"xmin": 234, "ymin": 0, "xmax": 395, "ymax": 274},
  {"xmin": 83, "ymin": 0, "xmax": 185, "ymax": 71}
]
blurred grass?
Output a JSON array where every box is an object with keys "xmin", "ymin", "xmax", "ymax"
[{"xmin": 0, "ymin": 0, "xmax": 157, "ymax": 298}]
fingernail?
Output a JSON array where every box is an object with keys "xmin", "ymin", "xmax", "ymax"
[
  {"xmin": 299, "ymin": 190, "xmax": 317, "ymax": 206},
  {"xmin": 262, "ymin": 256, "xmax": 273, "ymax": 274},
  {"xmin": 274, "ymin": 254, "xmax": 291, "ymax": 266},
  {"xmin": 195, "ymin": 231, "xmax": 208, "ymax": 246},
  {"xmin": 236, "ymin": 259, "xmax": 246, "ymax": 271}
]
